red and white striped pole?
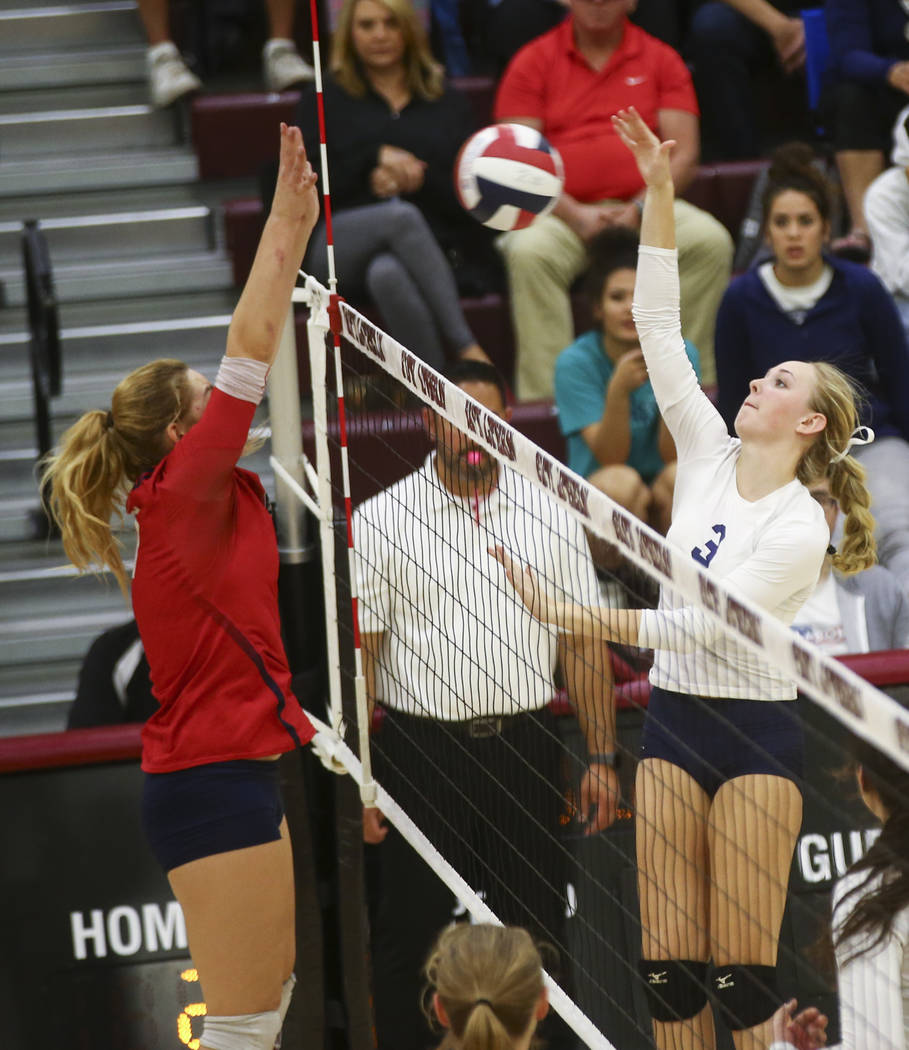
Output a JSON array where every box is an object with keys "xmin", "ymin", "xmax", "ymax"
[{"xmin": 307, "ymin": 0, "xmax": 377, "ymax": 807}]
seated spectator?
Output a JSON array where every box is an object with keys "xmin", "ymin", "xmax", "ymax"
[
  {"xmin": 423, "ymin": 924, "xmax": 549, "ymax": 1050},
  {"xmin": 791, "ymin": 474, "xmax": 909, "ymax": 653},
  {"xmin": 554, "ymin": 228, "xmax": 700, "ymax": 535},
  {"xmin": 138, "ymin": 0, "xmax": 314, "ymax": 107},
  {"xmin": 685, "ymin": 0, "xmax": 806, "ymax": 161},
  {"xmin": 824, "ymin": 0, "xmax": 909, "ymax": 261},
  {"xmin": 715, "ymin": 142, "xmax": 909, "ymax": 594},
  {"xmin": 494, "ymin": 0, "xmax": 732, "ymax": 399},
  {"xmin": 67, "ymin": 620, "xmax": 156, "ymax": 728},
  {"xmin": 864, "ymin": 105, "xmax": 909, "ymax": 337},
  {"xmin": 294, "ymin": 0, "xmax": 488, "ymax": 370}
]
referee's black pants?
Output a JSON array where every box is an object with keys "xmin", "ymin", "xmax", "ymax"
[{"xmin": 369, "ymin": 705, "xmax": 574, "ymax": 1050}]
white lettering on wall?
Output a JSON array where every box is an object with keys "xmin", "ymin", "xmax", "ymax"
[
  {"xmin": 70, "ymin": 902, "xmax": 188, "ymax": 960},
  {"xmin": 797, "ymin": 828, "xmax": 881, "ymax": 885}
]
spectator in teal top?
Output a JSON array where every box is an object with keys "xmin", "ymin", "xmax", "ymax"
[{"xmin": 555, "ymin": 228, "xmax": 700, "ymax": 534}]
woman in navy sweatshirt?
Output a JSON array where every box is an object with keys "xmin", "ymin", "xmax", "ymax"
[{"xmin": 715, "ymin": 143, "xmax": 909, "ymax": 593}]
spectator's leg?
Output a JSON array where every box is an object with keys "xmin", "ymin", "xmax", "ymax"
[
  {"xmin": 672, "ymin": 200, "xmax": 734, "ymax": 388},
  {"xmin": 831, "ymin": 79, "xmax": 891, "ymax": 257},
  {"xmin": 365, "ymin": 254, "xmax": 447, "ymax": 371},
  {"xmin": 137, "ymin": 0, "xmax": 201, "ymax": 107},
  {"xmin": 263, "ymin": 0, "xmax": 315, "ymax": 90},
  {"xmin": 431, "ymin": 0, "xmax": 472, "ymax": 76},
  {"xmin": 309, "ymin": 201, "xmax": 480, "ymax": 360},
  {"xmin": 686, "ymin": 2, "xmax": 771, "ymax": 161},
  {"xmin": 498, "ymin": 214, "xmax": 587, "ymax": 400},
  {"xmin": 853, "ymin": 437, "xmax": 909, "ymax": 593}
]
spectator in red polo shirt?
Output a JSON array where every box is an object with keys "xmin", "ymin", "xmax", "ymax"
[{"xmin": 494, "ymin": 0, "xmax": 733, "ymax": 400}]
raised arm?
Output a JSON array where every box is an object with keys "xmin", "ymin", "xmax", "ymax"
[
  {"xmin": 611, "ymin": 108, "xmax": 728, "ymax": 458},
  {"xmin": 226, "ymin": 123, "xmax": 319, "ymax": 364}
]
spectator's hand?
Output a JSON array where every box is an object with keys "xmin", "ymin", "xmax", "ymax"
[
  {"xmin": 488, "ymin": 546, "xmax": 555, "ymax": 623},
  {"xmin": 370, "ymin": 164, "xmax": 400, "ymax": 198},
  {"xmin": 772, "ymin": 999, "xmax": 828, "ymax": 1050},
  {"xmin": 609, "ymin": 348, "xmax": 649, "ymax": 395},
  {"xmin": 888, "ymin": 61, "xmax": 909, "ymax": 95},
  {"xmin": 612, "ymin": 108, "xmax": 674, "ymax": 190},
  {"xmin": 564, "ymin": 201, "xmax": 615, "ymax": 243},
  {"xmin": 599, "ymin": 201, "xmax": 642, "ymax": 229},
  {"xmin": 363, "ymin": 804, "xmax": 388, "ymax": 844},
  {"xmin": 579, "ymin": 763, "xmax": 619, "ymax": 835},
  {"xmin": 272, "ymin": 123, "xmax": 319, "ymax": 230},
  {"xmin": 770, "ymin": 16, "xmax": 806, "ymax": 74},
  {"xmin": 378, "ymin": 145, "xmax": 426, "ymax": 192}
]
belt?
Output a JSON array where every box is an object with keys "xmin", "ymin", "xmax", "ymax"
[{"xmin": 383, "ymin": 707, "xmax": 550, "ymax": 739}]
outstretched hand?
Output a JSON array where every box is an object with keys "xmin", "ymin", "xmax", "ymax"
[
  {"xmin": 489, "ymin": 545, "xmax": 554, "ymax": 623},
  {"xmin": 771, "ymin": 999, "xmax": 829, "ymax": 1050},
  {"xmin": 611, "ymin": 108, "xmax": 674, "ymax": 190},
  {"xmin": 272, "ymin": 123, "xmax": 320, "ymax": 231}
]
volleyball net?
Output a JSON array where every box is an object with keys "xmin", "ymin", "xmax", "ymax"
[{"xmin": 281, "ymin": 274, "xmax": 909, "ymax": 1050}]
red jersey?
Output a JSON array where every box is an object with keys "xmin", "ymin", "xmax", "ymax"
[
  {"xmin": 494, "ymin": 17, "xmax": 697, "ymax": 203},
  {"xmin": 126, "ymin": 387, "xmax": 314, "ymax": 772}
]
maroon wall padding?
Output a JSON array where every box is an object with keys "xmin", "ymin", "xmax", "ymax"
[
  {"xmin": 225, "ymin": 196, "xmax": 267, "ymax": 287},
  {"xmin": 0, "ymin": 723, "xmax": 142, "ymax": 773},
  {"xmin": 191, "ymin": 92, "xmax": 297, "ymax": 180},
  {"xmin": 680, "ymin": 159, "xmax": 765, "ymax": 238}
]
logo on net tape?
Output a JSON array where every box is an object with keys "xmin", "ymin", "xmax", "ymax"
[
  {"xmin": 792, "ymin": 640, "xmax": 866, "ymax": 720},
  {"xmin": 342, "ymin": 310, "xmax": 387, "ymax": 362},
  {"xmin": 399, "ymin": 350, "xmax": 446, "ymax": 410},
  {"xmin": 898, "ymin": 717, "xmax": 909, "ymax": 754},
  {"xmin": 464, "ymin": 401, "xmax": 516, "ymax": 462},
  {"xmin": 534, "ymin": 454, "xmax": 590, "ymax": 518},
  {"xmin": 635, "ymin": 524, "xmax": 673, "ymax": 580}
]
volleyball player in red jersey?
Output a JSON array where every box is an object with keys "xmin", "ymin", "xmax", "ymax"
[{"xmin": 44, "ymin": 124, "xmax": 319, "ymax": 1050}]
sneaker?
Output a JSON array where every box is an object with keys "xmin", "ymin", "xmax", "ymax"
[
  {"xmin": 263, "ymin": 38, "xmax": 316, "ymax": 92},
  {"xmin": 146, "ymin": 41, "xmax": 201, "ymax": 108}
]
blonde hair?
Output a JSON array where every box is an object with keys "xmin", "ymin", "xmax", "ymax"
[
  {"xmin": 41, "ymin": 359, "xmax": 193, "ymax": 596},
  {"xmin": 798, "ymin": 361, "xmax": 876, "ymax": 575},
  {"xmin": 423, "ymin": 925, "xmax": 543, "ymax": 1050},
  {"xmin": 331, "ymin": 0, "xmax": 444, "ymax": 100}
]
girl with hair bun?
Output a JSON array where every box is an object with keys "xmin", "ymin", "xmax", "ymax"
[
  {"xmin": 424, "ymin": 925, "xmax": 549, "ymax": 1050},
  {"xmin": 42, "ymin": 125, "xmax": 319, "ymax": 1050},
  {"xmin": 715, "ymin": 140, "xmax": 909, "ymax": 594}
]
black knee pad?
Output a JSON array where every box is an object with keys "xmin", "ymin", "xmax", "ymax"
[
  {"xmin": 637, "ymin": 959, "xmax": 708, "ymax": 1022},
  {"xmin": 710, "ymin": 964, "xmax": 779, "ymax": 1030}
]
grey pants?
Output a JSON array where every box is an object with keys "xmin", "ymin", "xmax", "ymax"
[
  {"xmin": 305, "ymin": 198, "xmax": 474, "ymax": 372},
  {"xmin": 854, "ymin": 436, "xmax": 909, "ymax": 594}
]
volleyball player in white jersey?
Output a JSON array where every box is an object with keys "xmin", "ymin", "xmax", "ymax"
[{"xmin": 494, "ymin": 107, "xmax": 876, "ymax": 1050}]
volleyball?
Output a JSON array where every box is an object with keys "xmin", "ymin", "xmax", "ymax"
[{"xmin": 454, "ymin": 123, "xmax": 565, "ymax": 232}]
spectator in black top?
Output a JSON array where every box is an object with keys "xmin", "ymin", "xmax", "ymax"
[
  {"xmin": 293, "ymin": 0, "xmax": 494, "ymax": 370},
  {"xmin": 67, "ymin": 620, "xmax": 156, "ymax": 728}
]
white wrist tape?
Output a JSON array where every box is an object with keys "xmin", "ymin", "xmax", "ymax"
[{"xmin": 215, "ymin": 356, "xmax": 270, "ymax": 405}]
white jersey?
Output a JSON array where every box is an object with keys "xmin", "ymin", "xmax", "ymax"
[
  {"xmin": 632, "ymin": 246, "xmax": 828, "ymax": 700},
  {"xmin": 353, "ymin": 456, "xmax": 600, "ymax": 720},
  {"xmin": 831, "ymin": 869, "xmax": 909, "ymax": 1050}
]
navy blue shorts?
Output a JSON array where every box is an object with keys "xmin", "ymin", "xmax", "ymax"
[
  {"xmin": 142, "ymin": 759, "xmax": 284, "ymax": 873},
  {"xmin": 639, "ymin": 687, "xmax": 804, "ymax": 799}
]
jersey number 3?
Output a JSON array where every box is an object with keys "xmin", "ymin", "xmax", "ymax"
[{"xmin": 691, "ymin": 524, "xmax": 726, "ymax": 568}]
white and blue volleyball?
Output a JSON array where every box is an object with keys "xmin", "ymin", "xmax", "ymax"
[{"xmin": 455, "ymin": 123, "xmax": 565, "ymax": 232}]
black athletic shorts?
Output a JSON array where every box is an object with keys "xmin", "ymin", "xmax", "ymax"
[
  {"xmin": 639, "ymin": 686, "xmax": 804, "ymax": 798},
  {"xmin": 142, "ymin": 758, "xmax": 284, "ymax": 872}
]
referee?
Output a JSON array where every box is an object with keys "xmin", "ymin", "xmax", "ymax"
[{"xmin": 353, "ymin": 359, "xmax": 617, "ymax": 1050}]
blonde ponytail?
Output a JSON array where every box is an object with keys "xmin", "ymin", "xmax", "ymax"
[
  {"xmin": 424, "ymin": 925, "xmax": 543, "ymax": 1050},
  {"xmin": 798, "ymin": 361, "xmax": 876, "ymax": 575},
  {"xmin": 42, "ymin": 359, "xmax": 191, "ymax": 597}
]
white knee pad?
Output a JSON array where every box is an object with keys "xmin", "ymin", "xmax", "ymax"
[{"xmin": 201, "ymin": 1009, "xmax": 281, "ymax": 1050}]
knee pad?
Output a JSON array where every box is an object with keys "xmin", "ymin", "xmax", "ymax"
[
  {"xmin": 710, "ymin": 963, "xmax": 779, "ymax": 1030},
  {"xmin": 637, "ymin": 959, "xmax": 708, "ymax": 1022},
  {"xmin": 201, "ymin": 1009, "xmax": 282, "ymax": 1050}
]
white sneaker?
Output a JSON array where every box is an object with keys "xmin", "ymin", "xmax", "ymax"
[
  {"xmin": 147, "ymin": 41, "xmax": 201, "ymax": 108},
  {"xmin": 263, "ymin": 38, "xmax": 315, "ymax": 92}
]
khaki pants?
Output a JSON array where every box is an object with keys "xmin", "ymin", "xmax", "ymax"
[{"xmin": 498, "ymin": 199, "xmax": 734, "ymax": 398}]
